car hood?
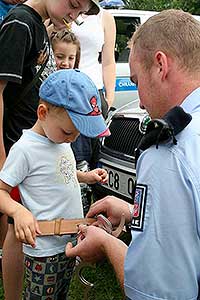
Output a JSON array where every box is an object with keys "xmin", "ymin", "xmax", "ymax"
[{"xmin": 114, "ymin": 99, "xmax": 147, "ymax": 119}]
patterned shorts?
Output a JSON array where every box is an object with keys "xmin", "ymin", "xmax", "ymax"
[{"xmin": 24, "ymin": 252, "xmax": 75, "ymax": 300}]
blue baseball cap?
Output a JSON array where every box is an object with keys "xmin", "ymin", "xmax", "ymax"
[{"xmin": 39, "ymin": 69, "xmax": 110, "ymax": 138}]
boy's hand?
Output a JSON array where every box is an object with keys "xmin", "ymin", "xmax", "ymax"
[
  {"xmin": 12, "ymin": 206, "xmax": 41, "ymax": 248},
  {"xmin": 82, "ymin": 168, "xmax": 108, "ymax": 184}
]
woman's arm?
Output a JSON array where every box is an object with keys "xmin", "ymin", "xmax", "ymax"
[{"xmin": 101, "ymin": 10, "xmax": 116, "ymax": 108}]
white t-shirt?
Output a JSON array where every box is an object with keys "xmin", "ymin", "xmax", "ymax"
[
  {"xmin": 0, "ymin": 129, "xmax": 83, "ymax": 257},
  {"xmin": 72, "ymin": 9, "xmax": 104, "ymax": 89}
]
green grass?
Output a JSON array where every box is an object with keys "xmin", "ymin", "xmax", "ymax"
[
  {"xmin": 0, "ymin": 260, "xmax": 123, "ymax": 300},
  {"xmin": 68, "ymin": 260, "xmax": 124, "ymax": 300},
  {"xmin": 0, "ymin": 278, "xmax": 3, "ymax": 300}
]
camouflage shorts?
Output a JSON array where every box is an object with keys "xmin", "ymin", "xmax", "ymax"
[{"xmin": 23, "ymin": 252, "xmax": 75, "ymax": 300}]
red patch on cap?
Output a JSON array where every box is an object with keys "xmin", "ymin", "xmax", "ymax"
[{"xmin": 88, "ymin": 97, "xmax": 101, "ymax": 116}]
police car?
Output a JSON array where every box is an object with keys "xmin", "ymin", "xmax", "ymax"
[
  {"xmin": 109, "ymin": 8, "xmax": 200, "ymax": 108},
  {"xmin": 91, "ymin": 7, "xmax": 155, "ymax": 201},
  {"xmin": 92, "ymin": 101, "xmax": 150, "ymax": 203},
  {"xmin": 108, "ymin": 8, "xmax": 158, "ymax": 108},
  {"xmin": 93, "ymin": 7, "xmax": 200, "ymax": 202}
]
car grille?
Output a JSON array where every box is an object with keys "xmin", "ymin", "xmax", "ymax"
[{"xmin": 102, "ymin": 117, "xmax": 143, "ymax": 158}]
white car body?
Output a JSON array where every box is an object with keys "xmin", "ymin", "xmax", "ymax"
[
  {"xmin": 109, "ymin": 9, "xmax": 200, "ymax": 108},
  {"xmin": 93, "ymin": 100, "xmax": 148, "ymax": 202},
  {"xmin": 108, "ymin": 9, "xmax": 158, "ymax": 108},
  {"xmin": 93, "ymin": 9, "xmax": 200, "ymax": 201}
]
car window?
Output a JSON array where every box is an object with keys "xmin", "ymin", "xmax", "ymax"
[
  {"xmin": 115, "ymin": 16, "xmax": 140, "ymax": 63},
  {"xmin": 98, "ymin": 15, "xmax": 141, "ymax": 64}
]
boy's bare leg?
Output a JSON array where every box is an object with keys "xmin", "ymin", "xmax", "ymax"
[
  {"xmin": 0, "ymin": 214, "xmax": 8, "ymax": 274},
  {"xmin": 2, "ymin": 224, "xmax": 24, "ymax": 300},
  {"xmin": 0, "ymin": 214, "xmax": 8, "ymax": 249}
]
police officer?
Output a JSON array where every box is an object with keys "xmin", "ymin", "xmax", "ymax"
[{"xmin": 66, "ymin": 9, "xmax": 200, "ymax": 300}]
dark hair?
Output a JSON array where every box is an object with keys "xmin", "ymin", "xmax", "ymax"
[
  {"xmin": 126, "ymin": 24, "xmax": 135, "ymax": 39},
  {"xmin": 50, "ymin": 30, "xmax": 81, "ymax": 68}
]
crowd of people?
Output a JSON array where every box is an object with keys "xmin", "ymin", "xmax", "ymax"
[
  {"xmin": 1, "ymin": 0, "xmax": 200, "ymax": 300},
  {"xmin": 0, "ymin": 0, "xmax": 115, "ymax": 298}
]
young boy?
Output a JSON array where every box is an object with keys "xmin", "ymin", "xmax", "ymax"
[
  {"xmin": 0, "ymin": 0, "xmax": 100, "ymax": 298},
  {"xmin": 0, "ymin": 69, "xmax": 109, "ymax": 299}
]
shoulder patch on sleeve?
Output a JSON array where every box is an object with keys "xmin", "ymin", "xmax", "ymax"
[{"xmin": 131, "ymin": 184, "xmax": 147, "ymax": 231}]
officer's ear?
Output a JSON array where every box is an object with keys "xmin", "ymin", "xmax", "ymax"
[{"xmin": 154, "ymin": 51, "xmax": 169, "ymax": 81}]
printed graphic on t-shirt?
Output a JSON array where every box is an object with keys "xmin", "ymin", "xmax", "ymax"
[
  {"xmin": 131, "ymin": 184, "xmax": 147, "ymax": 231},
  {"xmin": 56, "ymin": 154, "xmax": 77, "ymax": 186},
  {"xmin": 37, "ymin": 39, "xmax": 49, "ymax": 65}
]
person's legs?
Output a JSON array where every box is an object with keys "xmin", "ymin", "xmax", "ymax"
[
  {"xmin": 56, "ymin": 253, "xmax": 75, "ymax": 299},
  {"xmin": 0, "ymin": 213, "xmax": 8, "ymax": 273},
  {"xmin": 2, "ymin": 224, "xmax": 24, "ymax": 300},
  {"xmin": 0, "ymin": 214, "xmax": 8, "ymax": 249},
  {"xmin": 24, "ymin": 252, "xmax": 75, "ymax": 300}
]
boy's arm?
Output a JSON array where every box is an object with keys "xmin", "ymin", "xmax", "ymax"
[
  {"xmin": 77, "ymin": 168, "xmax": 108, "ymax": 184},
  {"xmin": 0, "ymin": 180, "xmax": 19, "ymax": 216},
  {"xmin": 0, "ymin": 180, "xmax": 40, "ymax": 247}
]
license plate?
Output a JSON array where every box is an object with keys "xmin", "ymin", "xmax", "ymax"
[{"xmin": 99, "ymin": 162, "xmax": 136, "ymax": 200}]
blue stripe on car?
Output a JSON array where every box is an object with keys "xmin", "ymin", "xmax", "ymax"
[{"xmin": 115, "ymin": 77, "xmax": 137, "ymax": 91}]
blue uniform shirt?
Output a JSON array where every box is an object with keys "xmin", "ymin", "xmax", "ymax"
[{"xmin": 125, "ymin": 87, "xmax": 200, "ymax": 300}]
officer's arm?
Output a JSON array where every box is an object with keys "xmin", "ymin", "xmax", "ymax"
[
  {"xmin": 104, "ymin": 234, "xmax": 128, "ymax": 291},
  {"xmin": 66, "ymin": 225, "xmax": 128, "ymax": 292}
]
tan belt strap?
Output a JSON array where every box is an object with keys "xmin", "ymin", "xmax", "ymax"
[{"xmin": 38, "ymin": 218, "xmax": 96, "ymax": 236}]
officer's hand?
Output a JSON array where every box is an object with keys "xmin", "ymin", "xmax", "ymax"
[
  {"xmin": 66, "ymin": 225, "xmax": 111, "ymax": 263},
  {"xmin": 86, "ymin": 196, "xmax": 131, "ymax": 226}
]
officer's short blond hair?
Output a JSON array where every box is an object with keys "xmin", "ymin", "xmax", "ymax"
[{"xmin": 132, "ymin": 9, "xmax": 200, "ymax": 73}]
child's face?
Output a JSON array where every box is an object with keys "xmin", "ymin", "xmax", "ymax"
[
  {"xmin": 40, "ymin": 106, "xmax": 80, "ymax": 143},
  {"xmin": 53, "ymin": 42, "xmax": 77, "ymax": 70},
  {"xmin": 47, "ymin": 0, "xmax": 91, "ymax": 30}
]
